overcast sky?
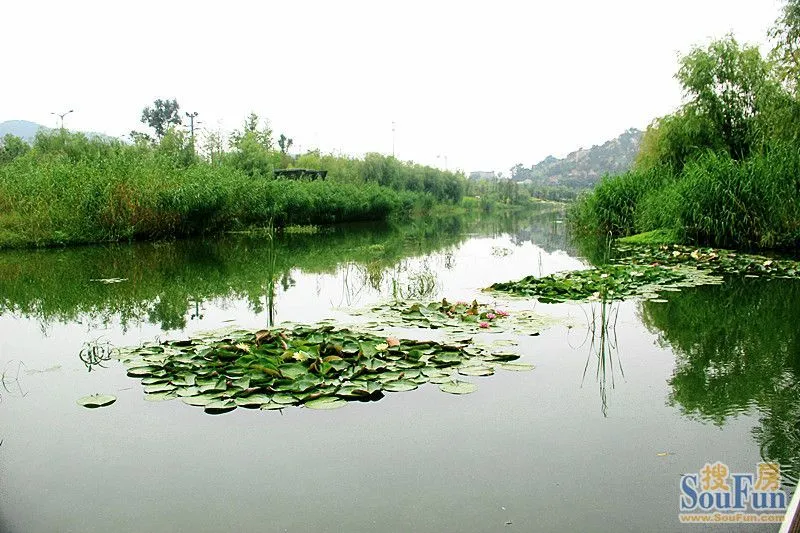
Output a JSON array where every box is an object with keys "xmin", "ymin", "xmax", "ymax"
[{"xmin": 2, "ymin": 0, "xmax": 781, "ymax": 173}]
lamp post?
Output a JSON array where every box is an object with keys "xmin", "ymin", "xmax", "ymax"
[
  {"xmin": 51, "ymin": 109, "xmax": 74, "ymax": 130},
  {"xmin": 185, "ymin": 111, "xmax": 199, "ymax": 147},
  {"xmin": 391, "ymin": 121, "xmax": 396, "ymax": 157}
]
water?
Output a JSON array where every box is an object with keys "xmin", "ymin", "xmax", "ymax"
[{"xmin": 0, "ymin": 208, "xmax": 797, "ymax": 533}]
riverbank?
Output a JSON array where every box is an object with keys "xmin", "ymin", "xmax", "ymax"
[
  {"xmin": 0, "ymin": 130, "xmax": 466, "ymax": 249},
  {"xmin": 568, "ymin": 30, "xmax": 800, "ymax": 251}
]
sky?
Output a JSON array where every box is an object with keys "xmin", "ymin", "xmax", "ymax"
[{"xmin": 2, "ymin": 0, "xmax": 782, "ymax": 173}]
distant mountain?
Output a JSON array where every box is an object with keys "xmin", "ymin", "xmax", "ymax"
[
  {"xmin": 512, "ymin": 128, "xmax": 643, "ymax": 189},
  {"xmin": 0, "ymin": 120, "xmax": 45, "ymax": 141},
  {"xmin": 0, "ymin": 120, "xmax": 118, "ymax": 143}
]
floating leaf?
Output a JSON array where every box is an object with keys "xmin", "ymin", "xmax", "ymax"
[
  {"xmin": 204, "ymin": 400, "xmax": 237, "ymax": 414},
  {"xmin": 439, "ymin": 380, "xmax": 477, "ymax": 395},
  {"xmin": 77, "ymin": 394, "xmax": 116, "ymax": 408},
  {"xmin": 458, "ymin": 366, "xmax": 494, "ymax": 377},
  {"xmin": 304, "ymin": 396, "xmax": 347, "ymax": 410},
  {"xmin": 497, "ymin": 362, "xmax": 535, "ymax": 372},
  {"xmin": 382, "ymin": 380, "xmax": 419, "ymax": 392}
]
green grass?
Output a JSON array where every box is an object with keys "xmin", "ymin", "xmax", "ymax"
[
  {"xmin": 617, "ymin": 229, "xmax": 680, "ymax": 245},
  {"xmin": 0, "ymin": 131, "xmax": 469, "ymax": 248},
  {"xmin": 569, "ymin": 142, "xmax": 800, "ymax": 250}
]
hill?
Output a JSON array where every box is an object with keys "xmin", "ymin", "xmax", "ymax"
[
  {"xmin": 0, "ymin": 120, "xmax": 118, "ymax": 143},
  {"xmin": 511, "ymin": 128, "xmax": 643, "ymax": 189},
  {"xmin": 0, "ymin": 120, "xmax": 45, "ymax": 141}
]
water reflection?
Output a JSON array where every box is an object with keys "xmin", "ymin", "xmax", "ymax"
[
  {"xmin": 640, "ymin": 276, "xmax": 800, "ymax": 484},
  {"xmin": 577, "ymin": 299, "xmax": 624, "ymax": 417},
  {"xmin": 77, "ymin": 338, "xmax": 114, "ymax": 372},
  {"xmin": 0, "ymin": 209, "xmax": 569, "ymax": 331}
]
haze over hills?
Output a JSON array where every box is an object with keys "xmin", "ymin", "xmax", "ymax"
[
  {"xmin": 0, "ymin": 120, "xmax": 117, "ymax": 143},
  {"xmin": 510, "ymin": 128, "xmax": 643, "ymax": 189}
]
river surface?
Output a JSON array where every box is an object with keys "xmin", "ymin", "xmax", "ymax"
[{"xmin": 0, "ymin": 207, "xmax": 797, "ymax": 533}]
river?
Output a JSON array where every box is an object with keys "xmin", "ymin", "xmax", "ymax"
[{"xmin": 0, "ymin": 206, "xmax": 796, "ymax": 532}]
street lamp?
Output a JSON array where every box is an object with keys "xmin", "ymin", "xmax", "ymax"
[{"xmin": 51, "ymin": 109, "xmax": 74, "ymax": 130}]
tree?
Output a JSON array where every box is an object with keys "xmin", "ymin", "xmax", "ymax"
[
  {"xmin": 0, "ymin": 134, "xmax": 30, "ymax": 164},
  {"xmin": 141, "ymin": 99, "xmax": 182, "ymax": 139},
  {"xmin": 225, "ymin": 113, "xmax": 279, "ymax": 178},
  {"xmin": 676, "ymin": 35, "xmax": 774, "ymax": 160},
  {"xmin": 278, "ymin": 134, "xmax": 294, "ymax": 155},
  {"xmin": 770, "ymin": 0, "xmax": 800, "ymax": 96}
]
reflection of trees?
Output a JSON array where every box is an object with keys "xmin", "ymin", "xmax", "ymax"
[
  {"xmin": 0, "ymin": 216, "xmax": 478, "ymax": 330},
  {"xmin": 508, "ymin": 206, "xmax": 572, "ymax": 254},
  {"xmin": 640, "ymin": 277, "xmax": 800, "ymax": 484}
]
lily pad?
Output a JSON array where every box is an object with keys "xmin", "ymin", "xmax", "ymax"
[
  {"xmin": 458, "ymin": 366, "xmax": 494, "ymax": 377},
  {"xmin": 77, "ymin": 394, "xmax": 116, "ymax": 408},
  {"xmin": 382, "ymin": 380, "xmax": 419, "ymax": 392},
  {"xmin": 439, "ymin": 380, "xmax": 478, "ymax": 395},
  {"xmin": 304, "ymin": 396, "xmax": 347, "ymax": 410},
  {"xmin": 497, "ymin": 362, "xmax": 535, "ymax": 372}
]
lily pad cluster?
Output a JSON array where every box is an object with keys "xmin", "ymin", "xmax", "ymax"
[
  {"xmin": 115, "ymin": 325, "xmax": 533, "ymax": 414},
  {"xmin": 616, "ymin": 244, "xmax": 800, "ymax": 279},
  {"xmin": 371, "ymin": 299, "xmax": 510, "ymax": 331},
  {"xmin": 488, "ymin": 264, "xmax": 722, "ymax": 303}
]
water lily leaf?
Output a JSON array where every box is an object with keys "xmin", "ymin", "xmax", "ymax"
[
  {"xmin": 170, "ymin": 374, "xmax": 197, "ymax": 387},
  {"xmin": 77, "ymin": 394, "xmax": 116, "ymax": 408},
  {"xmin": 204, "ymin": 400, "xmax": 237, "ymax": 414},
  {"xmin": 144, "ymin": 383, "xmax": 177, "ymax": 394},
  {"xmin": 489, "ymin": 352, "xmax": 521, "ymax": 362},
  {"xmin": 144, "ymin": 391, "xmax": 178, "ymax": 402},
  {"xmin": 271, "ymin": 393, "xmax": 298, "ymax": 405},
  {"xmin": 457, "ymin": 366, "xmax": 494, "ymax": 376},
  {"xmin": 439, "ymin": 380, "xmax": 477, "ymax": 395},
  {"xmin": 181, "ymin": 392, "xmax": 224, "ymax": 406},
  {"xmin": 260, "ymin": 402, "xmax": 286, "ymax": 410},
  {"xmin": 234, "ymin": 394, "xmax": 272, "ymax": 408},
  {"xmin": 497, "ymin": 362, "xmax": 535, "ymax": 372},
  {"xmin": 430, "ymin": 352, "xmax": 462, "ymax": 366},
  {"xmin": 305, "ymin": 396, "xmax": 347, "ymax": 410},
  {"xmin": 141, "ymin": 377, "xmax": 170, "ymax": 385},
  {"xmin": 280, "ymin": 363, "xmax": 309, "ymax": 380},
  {"xmin": 127, "ymin": 366, "xmax": 159, "ymax": 377},
  {"xmin": 382, "ymin": 380, "xmax": 419, "ymax": 392}
]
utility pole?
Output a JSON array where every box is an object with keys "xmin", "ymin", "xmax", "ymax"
[
  {"xmin": 391, "ymin": 121, "xmax": 396, "ymax": 157},
  {"xmin": 185, "ymin": 111, "xmax": 199, "ymax": 148},
  {"xmin": 51, "ymin": 109, "xmax": 74, "ymax": 130}
]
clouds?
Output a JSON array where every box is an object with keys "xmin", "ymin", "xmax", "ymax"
[{"xmin": 2, "ymin": 0, "xmax": 778, "ymax": 172}]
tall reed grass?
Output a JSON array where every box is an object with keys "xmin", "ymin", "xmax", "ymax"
[{"xmin": 569, "ymin": 142, "xmax": 800, "ymax": 249}]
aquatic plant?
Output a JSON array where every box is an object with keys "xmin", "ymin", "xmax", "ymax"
[
  {"xmin": 488, "ymin": 264, "xmax": 722, "ymax": 303},
  {"xmin": 363, "ymin": 298, "xmax": 553, "ymax": 335},
  {"xmin": 616, "ymin": 244, "xmax": 800, "ymax": 278},
  {"xmin": 115, "ymin": 325, "xmax": 533, "ymax": 414}
]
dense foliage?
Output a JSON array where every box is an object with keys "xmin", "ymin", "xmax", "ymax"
[
  {"xmin": 0, "ymin": 115, "xmax": 466, "ymax": 247},
  {"xmin": 571, "ymin": 1, "xmax": 800, "ymax": 250}
]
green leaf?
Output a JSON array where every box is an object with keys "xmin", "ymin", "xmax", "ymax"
[
  {"xmin": 382, "ymin": 380, "xmax": 419, "ymax": 392},
  {"xmin": 498, "ymin": 362, "xmax": 535, "ymax": 372},
  {"xmin": 304, "ymin": 396, "xmax": 347, "ymax": 410},
  {"xmin": 457, "ymin": 366, "xmax": 494, "ymax": 376},
  {"xmin": 234, "ymin": 394, "xmax": 273, "ymax": 408},
  {"xmin": 77, "ymin": 394, "xmax": 117, "ymax": 408},
  {"xmin": 439, "ymin": 380, "xmax": 477, "ymax": 395},
  {"xmin": 204, "ymin": 400, "xmax": 237, "ymax": 414}
]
